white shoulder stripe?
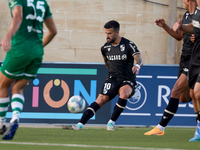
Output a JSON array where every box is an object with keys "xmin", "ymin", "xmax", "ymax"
[{"xmin": 129, "ymin": 44, "xmax": 136, "ymax": 52}]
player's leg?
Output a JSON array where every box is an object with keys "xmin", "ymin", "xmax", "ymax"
[
  {"xmin": 190, "ymin": 89, "xmax": 198, "ymax": 121},
  {"xmin": 107, "ymin": 84, "xmax": 133, "ymax": 131},
  {"xmin": 72, "ymin": 94, "xmax": 109, "ymax": 130},
  {"xmin": 0, "ymin": 72, "xmax": 15, "ymax": 135},
  {"xmin": 72, "ymin": 77, "xmax": 119, "ymax": 130},
  {"xmin": 144, "ymin": 73, "xmax": 188, "ymax": 135},
  {"xmin": 179, "ymin": 87, "xmax": 190, "ymax": 103},
  {"xmin": 2, "ymin": 53, "xmax": 42, "ymax": 140},
  {"xmin": 10, "ymin": 79, "xmax": 29, "ymax": 123},
  {"xmin": 2, "ymin": 79, "xmax": 29, "ymax": 140},
  {"xmin": 189, "ymin": 83, "xmax": 200, "ymax": 141}
]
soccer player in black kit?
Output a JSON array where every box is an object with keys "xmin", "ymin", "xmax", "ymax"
[
  {"xmin": 72, "ymin": 20, "xmax": 143, "ymax": 130},
  {"xmin": 174, "ymin": 0, "xmax": 200, "ymax": 141},
  {"xmin": 145, "ymin": 0, "xmax": 197, "ymax": 136}
]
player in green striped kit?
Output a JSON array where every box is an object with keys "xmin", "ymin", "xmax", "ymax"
[{"xmin": 0, "ymin": 0, "xmax": 57, "ymax": 140}]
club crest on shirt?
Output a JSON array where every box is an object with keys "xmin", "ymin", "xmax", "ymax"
[
  {"xmin": 120, "ymin": 44, "xmax": 125, "ymax": 52},
  {"xmin": 104, "ymin": 45, "xmax": 111, "ymax": 52},
  {"xmin": 122, "ymin": 54, "xmax": 127, "ymax": 60}
]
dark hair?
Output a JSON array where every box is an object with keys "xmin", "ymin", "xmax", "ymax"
[{"xmin": 104, "ymin": 20, "xmax": 120, "ymax": 31}]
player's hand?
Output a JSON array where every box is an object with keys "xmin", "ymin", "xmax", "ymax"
[
  {"xmin": 173, "ymin": 19, "xmax": 182, "ymax": 32},
  {"xmin": 0, "ymin": 36, "xmax": 12, "ymax": 52},
  {"xmin": 190, "ymin": 34, "xmax": 195, "ymax": 43},
  {"xmin": 155, "ymin": 18, "xmax": 166, "ymax": 27},
  {"xmin": 132, "ymin": 65, "xmax": 140, "ymax": 75}
]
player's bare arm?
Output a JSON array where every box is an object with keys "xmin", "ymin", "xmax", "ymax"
[
  {"xmin": 132, "ymin": 54, "xmax": 143, "ymax": 75},
  {"xmin": 190, "ymin": 34, "xmax": 195, "ymax": 43},
  {"xmin": 103, "ymin": 56, "xmax": 109, "ymax": 69},
  {"xmin": 155, "ymin": 18, "xmax": 183, "ymax": 41},
  {"xmin": 43, "ymin": 17, "xmax": 57, "ymax": 47},
  {"xmin": 0, "ymin": 6, "xmax": 22, "ymax": 52},
  {"xmin": 174, "ymin": 19, "xmax": 194, "ymax": 34}
]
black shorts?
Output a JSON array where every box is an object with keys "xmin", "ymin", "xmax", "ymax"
[
  {"xmin": 188, "ymin": 65, "xmax": 200, "ymax": 89},
  {"xmin": 99, "ymin": 76, "xmax": 137, "ymax": 100},
  {"xmin": 177, "ymin": 54, "xmax": 190, "ymax": 77}
]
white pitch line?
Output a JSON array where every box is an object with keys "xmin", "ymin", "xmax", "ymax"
[
  {"xmin": 136, "ymin": 75, "xmax": 153, "ymax": 78},
  {"xmin": 156, "ymin": 113, "xmax": 196, "ymax": 117},
  {"xmin": 157, "ymin": 76, "xmax": 177, "ymax": 79},
  {"xmin": 121, "ymin": 113, "xmax": 151, "ymax": 116},
  {"xmin": 0, "ymin": 141, "xmax": 183, "ymax": 150}
]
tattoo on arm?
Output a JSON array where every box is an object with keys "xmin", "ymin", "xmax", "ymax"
[
  {"xmin": 103, "ymin": 56, "xmax": 109, "ymax": 69},
  {"xmin": 134, "ymin": 54, "xmax": 143, "ymax": 68}
]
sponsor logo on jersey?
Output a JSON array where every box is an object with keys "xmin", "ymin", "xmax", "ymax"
[
  {"xmin": 107, "ymin": 55, "xmax": 121, "ymax": 60},
  {"xmin": 193, "ymin": 20, "xmax": 200, "ymax": 29},
  {"xmin": 120, "ymin": 44, "xmax": 125, "ymax": 51},
  {"xmin": 104, "ymin": 45, "xmax": 111, "ymax": 48},
  {"xmin": 183, "ymin": 68, "xmax": 189, "ymax": 72},
  {"xmin": 106, "ymin": 54, "xmax": 127, "ymax": 61}
]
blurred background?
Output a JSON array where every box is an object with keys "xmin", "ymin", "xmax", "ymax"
[{"xmin": 0, "ymin": 0, "xmax": 186, "ymax": 64}]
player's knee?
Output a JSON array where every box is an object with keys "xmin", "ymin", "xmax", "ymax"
[
  {"xmin": 179, "ymin": 97, "xmax": 190, "ymax": 103},
  {"xmin": 119, "ymin": 93, "xmax": 129, "ymax": 100},
  {"xmin": 179, "ymin": 99, "xmax": 186, "ymax": 103},
  {"xmin": 171, "ymin": 86, "xmax": 181, "ymax": 98},
  {"xmin": 11, "ymin": 86, "xmax": 23, "ymax": 95},
  {"xmin": 119, "ymin": 90, "xmax": 132, "ymax": 99},
  {"xmin": 95, "ymin": 95, "xmax": 109, "ymax": 107},
  {"xmin": 194, "ymin": 92, "xmax": 200, "ymax": 100}
]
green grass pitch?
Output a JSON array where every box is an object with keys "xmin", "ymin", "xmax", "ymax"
[{"xmin": 0, "ymin": 126, "xmax": 200, "ymax": 150}]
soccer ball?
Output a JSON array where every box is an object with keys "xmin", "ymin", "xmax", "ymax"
[{"xmin": 67, "ymin": 95, "xmax": 86, "ymax": 113}]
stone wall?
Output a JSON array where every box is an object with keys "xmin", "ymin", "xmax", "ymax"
[{"xmin": 0, "ymin": 0, "xmax": 186, "ymax": 64}]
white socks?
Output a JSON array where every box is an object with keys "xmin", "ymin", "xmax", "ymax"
[
  {"xmin": 157, "ymin": 124, "xmax": 165, "ymax": 131},
  {"xmin": 10, "ymin": 94, "xmax": 25, "ymax": 123},
  {"xmin": 0, "ymin": 97, "xmax": 10, "ymax": 128}
]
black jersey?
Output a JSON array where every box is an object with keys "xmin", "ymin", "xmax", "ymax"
[
  {"xmin": 182, "ymin": 10, "xmax": 194, "ymax": 56},
  {"xmin": 101, "ymin": 37, "xmax": 140, "ymax": 80},
  {"xmin": 191, "ymin": 7, "xmax": 200, "ymax": 66}
]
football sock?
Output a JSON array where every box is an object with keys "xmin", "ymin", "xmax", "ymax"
[
  {"xmin": 0, "ymin": 97, "xmax": 10, "ymax": 129},
  {"xmin": 159, "ymin": 98, "xmax": 179, "ymax": 127},
  {"xmin": 110, "ymin": 98, "xmax": 127, "ymax": 122},
  {"xmin": 157, "ymin": 124, "xmax": 165, "ymax": 131},
  {"xmin": 108, "ymin": 119, "xmax": 115, "ymax": 125},
  {"xmin": 195, "ymin": 112, "xmax": 198, "ymax": 122},
  {"xmin": 10, "ymin": 94, "xmax": 24, "ymax": 123},
  {"xmin": 197, "ymin": 111, "xmax": 200, "ymax": 122},
  {"xmin": 197, "ymin": 120, "xmax": 200, "ymax": 127},
  {"xmin": 196, "ymin": 120, "xmax": 200, "ymax": 134},
  {"xmin": 79, "ymin": 102, "xmax": 100, "ymax": 125}
]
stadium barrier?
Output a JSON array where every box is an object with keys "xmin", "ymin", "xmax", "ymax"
[{"xmin": 1, "ymin": 62, "xmax": 195, "ymax": 127}]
